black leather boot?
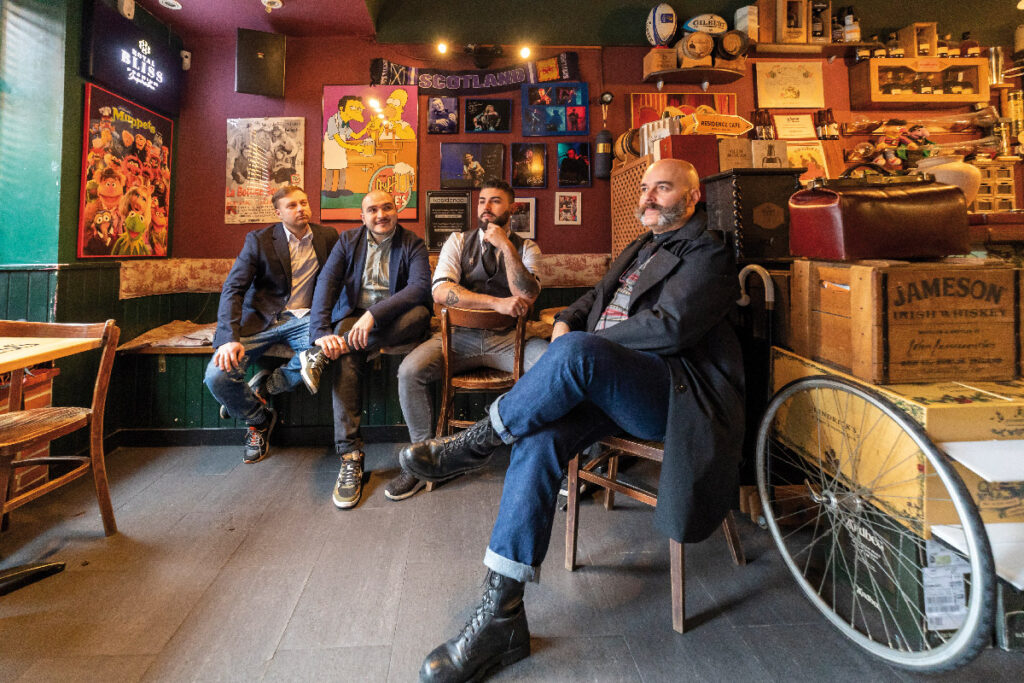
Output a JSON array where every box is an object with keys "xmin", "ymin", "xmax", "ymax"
[
  {"xmin": 420, "ymin": 569, "xmax": 530, "ymax": 682},
  {"xmin": 399, "ymin": 417, "xmax": 504, "ymax": 482}
]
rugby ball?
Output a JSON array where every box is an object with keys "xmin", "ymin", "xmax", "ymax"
[
  {"xmin": 645, "ymin": 4, "xmax": 678, "ymax": 47},
  {"xmin": 682, "ymin": 13, "xmax": 728, "ymax": 35}
]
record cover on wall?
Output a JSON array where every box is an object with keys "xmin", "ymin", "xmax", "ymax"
[
  {"xmin": 77, "ymin": 83, "xmax": 173, "ymax": 258},
  {"xmin": 225, "ymin": 117, "xmax": 304, "ymax": 224},
  {"xmin": 521, "ymin": 81, "xmax": 588, "ymax": 136},
  {"xmin": 322, "ymin": 85, "xmax": 418, "ymax": 220},
  {"xmin": 440, "ymin": 143, "xmax": 504, "ymax": 189}
]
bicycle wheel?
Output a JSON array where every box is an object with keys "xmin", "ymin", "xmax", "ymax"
[{"xmin": 756, "ymin": 375, "xmax": 995, "ymax": 672}]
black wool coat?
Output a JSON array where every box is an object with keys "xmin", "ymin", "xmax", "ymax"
[{"xmin": 555, "ymin": 207, "xmax": 745, "ymax": 543}]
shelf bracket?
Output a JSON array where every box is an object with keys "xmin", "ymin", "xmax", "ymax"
[
  {"xmin": 656, "ymin": 79, "xmax": 664, "ymax": 92},
  {"xmin": 827, "ymin": 55, "xmax": 836, "ymax": 64},
  {"xmin": 701, "ymin": 80, "xmax": 709, "ymax": 92}
]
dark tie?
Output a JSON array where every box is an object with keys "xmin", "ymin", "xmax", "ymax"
[{"xmin": 482, "ymin": 242, "xmax": 498, "ymax": 277}]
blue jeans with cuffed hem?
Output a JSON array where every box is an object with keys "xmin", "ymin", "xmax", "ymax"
[
  {"xmin": 203, "ymin": 313, "xmax": 310, "ymax": 425},
  {"xmin": 483, "ymin": 332, "xmax": 670, "ymax": 581}
]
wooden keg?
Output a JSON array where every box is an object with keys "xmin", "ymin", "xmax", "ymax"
[{"xmin": 613, "ymin": 129, "xmax": 641, "ymax": 162}]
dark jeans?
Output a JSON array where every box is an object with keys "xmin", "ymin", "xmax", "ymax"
[
  {"xmin": 483, "ymin": 331, "xmax": 670, "ymax": 582},
  {"xmin": 332, "ymin": 305, "xmax": 431, "ymax": 454}
]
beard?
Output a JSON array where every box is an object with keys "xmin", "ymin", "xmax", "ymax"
[
  {"xmin": 479, "ymin": 209, "xmax": 511, "ymax": 229},
  {"xmin": 634, "ymin": 198, "xmax": 690, "ymax": 229}
]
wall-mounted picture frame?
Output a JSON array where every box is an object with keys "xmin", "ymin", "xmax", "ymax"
[
  {"xmin": 510, "ymin": 143, "xmax": 546, "ymax": 188},
  {"xmin": 440, "ymin": 142, "xmax": 504, "ymax": 189},
  {"xmin": 465, "ymin": 98, "xmax": 512, "ymax": 133},
  {"xmin": 554, "ymin": 191, "xmax": 581, "ymax": 225},
  {"xmin": 755, "ymin": 61, "xmax": 825, "ymax": 109},
  {"xmin": 556, "ymin": 142, "xmax": 591, "ymax": 187},
  {"xmin": 521, "ymin": 81, "xmax": 588, "ymax": 136},
  {"xmin": 427, "ymin": 96, "xmax": 459, "ymax": 134},
  {"xmin": 510, "ymin": 197, "xmax": 536, "ymax": 239}
]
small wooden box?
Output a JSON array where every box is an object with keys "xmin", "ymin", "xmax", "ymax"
[
  {"xmin": 776, "ymin": 0, "xmax": 808, "ymax": 43},
  {"xmin": 790, "ymin": 259, "xmax": 1020, "ymax": 383},
  {"xmin": 897, "ymin": 22, "xmax": 937, "ymax": 58},
  {"xmin": 642, "ymin": 48, "xmax": 677, "ymax": 79},
  {"xmin": 0, "ymin": 367, "xmax": 59, "ymax": 496}
]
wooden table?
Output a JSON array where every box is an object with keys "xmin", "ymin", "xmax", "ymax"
[
  {"xmin": 0, "ymin": 333, "xmax": 102, "ymax": 595},
  {"xmin": 0, "ymin": 336, "xmax": 101, "ymax": 413}
]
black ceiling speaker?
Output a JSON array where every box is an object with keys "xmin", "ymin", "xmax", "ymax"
[{"xmin": 235, "ymin": 28, "xmax": 286, "ymax": 97}]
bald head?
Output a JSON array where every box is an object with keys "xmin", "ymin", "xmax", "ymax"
[
  {"xmin": 361, "ymin": 190, "xmax": 398, "ymax": 238},
  {"xmin": 635, "ymin": 159, "xmax": 701, "ymax": 233}
]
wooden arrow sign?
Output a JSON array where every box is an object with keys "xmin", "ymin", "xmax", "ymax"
[{"xmin": 690, "ymin": 113, "xmax": 753, "ymax": 136}]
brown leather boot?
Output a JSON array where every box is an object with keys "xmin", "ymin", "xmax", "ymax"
[{"xmin": 419, "ymin": 569, "xmax": 530, "ymax": 682}]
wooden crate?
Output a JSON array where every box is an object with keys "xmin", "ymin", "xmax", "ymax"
[
  {"xmin": 0, "ymin": 367, "xmax": 58, "ymax": 495},
  {"xmin": 790, "ymin": 259, "xmax": 1020, "ymax": 383}
]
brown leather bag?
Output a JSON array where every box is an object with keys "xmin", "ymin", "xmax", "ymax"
[{"xmin": 788, "ymin": 164, "xmax": 969, "ymax": 260}]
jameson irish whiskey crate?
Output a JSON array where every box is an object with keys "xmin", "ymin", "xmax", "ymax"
[
  {"xmin": 772, "ymin": 347, "xmax": 1024, "ymax": 529},
  {"xmin": 791, "ymin": 259, "xmax": 1020, "ymax": 383}
]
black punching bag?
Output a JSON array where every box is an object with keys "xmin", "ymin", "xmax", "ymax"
[{"xmin": 594, "ymin": 128, "xmax": 613, "ymax": 179}]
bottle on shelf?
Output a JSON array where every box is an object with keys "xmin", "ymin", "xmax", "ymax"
[
  {"xmin": 843, "ymin": 9, "xmax": 861, "ymax": 43},
  {"xmin": 869, "ymin": 35, "xmax": 887, "ymax": 59},
  {"xmin": 960, "ymin": 31, "xmax": 981, "ymax": 57},
  {"xmin": 936, "ymin": 33, "xmax": 952, "ymax": 58},
  {"xmin": 886, "ymin": 32, "xmax": 905, "ymax": 58},
  {"xmin": 825, "ymin": 108, "xmax": 840, "ymax": 139},
  {"xmin": 943, "ymin": 68, "xmax": 964, "ymax": 95},
  {"xmin": 809, "ymin": 1, "xmax": 829, "ymax": 42},
  {"xmin": 831, "ymin": 8, "xmax": 846, "ymax": 43},
  {"xmin": 763, "ymin": 110, "xmax": 777, "ymax": 139},
  {"xmin": 916, "ymin": 27, "xmax": 931, "ymax": 57},
  {"xmin": 814, "ymin": 110, "xmax": 826, "ymax": 139},
  {"xmin": 913, "ymin": 73, "xmax": 935, "ymax": 95},
  {"xmin": 753, "ymin": 109, "xmax": 768, "ymax": 140}
]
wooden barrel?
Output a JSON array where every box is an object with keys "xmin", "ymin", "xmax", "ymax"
[{"xmin": 613, "ymin": 129, "xmax": 641, "ymax": 162}]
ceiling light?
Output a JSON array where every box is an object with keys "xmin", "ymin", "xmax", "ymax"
[
  {"xmin": 159, "ymin": 0, "xmax": 182, "ymax": 9},
  {"xmin": 1019, "ymin": 0, "xmax": 1024, "ymax": 9},
  {"xmin": 519, "ymin": 46, "xmax": 531, "ymax": 59},
  {"xmin": 262, "ymin": 0, "xmax": 282, "ymax": 13},
  {"xmin": 437, "ymin": 42, "xmax": 448, "ymax": 54}
]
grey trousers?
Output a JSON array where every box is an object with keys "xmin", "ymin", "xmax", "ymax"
[
  {"xmin": 332, "ymin": 305, "xmax": 431, "ymax": 454},
  {"xmin": 397, "ymin": 328, "xmax": 549, "ymax": 444}
]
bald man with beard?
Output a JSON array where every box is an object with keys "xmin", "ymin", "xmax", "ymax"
[{"xmin": 400, "ymin": 159, "xmax": 746, "ymax": 682}]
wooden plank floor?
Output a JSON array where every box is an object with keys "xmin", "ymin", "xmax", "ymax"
[{"xmin": 0, "ymin": 444, "xmax": 1021, "ymax": 682}]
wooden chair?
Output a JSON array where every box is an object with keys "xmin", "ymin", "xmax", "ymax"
[
  {"xmin": 0, "ymin": 319, "xmax": 120, "ymax": 536},
  {"xmin": 434, "ymin": 304, "xmax": 528, "ymax": 438},
  {"xmin": 564, "ymin": 437, "xmax": 745, "ymax": 633}
]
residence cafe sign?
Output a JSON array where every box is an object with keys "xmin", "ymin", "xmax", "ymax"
[{"xmin": 370, "ymin": 51, "xmax": 580, "ymax": 96}]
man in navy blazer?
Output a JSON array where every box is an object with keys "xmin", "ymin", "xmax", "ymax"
[
  {"xmin": 302, "ymin": 190, "xmax": 432, "ymax": 509},
  {"xmin": 205, "ymin": 186, "xmax": 339, "ymax": 464}
]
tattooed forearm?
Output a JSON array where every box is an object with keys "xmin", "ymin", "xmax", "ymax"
[
  {"xmin": 513, "ymin": 270, "xmax": 540, "ymax": 297},
  {"xmin": 444, "ymin": 287, "xmax": 461, "ymax": 305}
]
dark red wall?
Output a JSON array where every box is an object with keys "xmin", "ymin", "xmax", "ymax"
[{"xmin": 171, "ymin": 37, "xmax": 620, "ymax": 258}]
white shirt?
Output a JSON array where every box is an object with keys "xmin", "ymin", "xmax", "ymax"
[
  {"xmin": 431, "ymin": 228, "xmax": 541, "ymax": 293},
  {"xmin": 284, "ymin": 227, "xmax": 317, "ymax": 317}
]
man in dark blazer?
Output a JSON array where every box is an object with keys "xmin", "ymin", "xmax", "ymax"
[
  {"xmin": 205, "ymin": 186, "xmax": 338, "ymax": 465},
  {"xmin": 301, "ymin": 190, "xmax": 432, "ymax": 509},
  {"xmin": 399, "ymin": 160, "xmax": 745, "ymax": 682}
]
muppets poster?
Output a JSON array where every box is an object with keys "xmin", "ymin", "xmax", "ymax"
[
  {"xmin": 321, "ymin": 85, "xmax": 418, "ymax": 221},
  {"xmin": 226, "ymin": 117, "xmax": 305, "ymax": 224},
  {"xmin": 77, "ymin": 84, "xmax": 173, "ymax": 258}
]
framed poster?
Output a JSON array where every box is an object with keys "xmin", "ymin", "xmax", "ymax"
[
  {"xmin": 630, "ymin": 92, "xmax": 737, "ymax": 128},
  {"xmin": 556, "ymin": 142, "xmax": 591, "ymax": 187},
  {"xmin": 522, "ymin": 81, "xmax": 588, "ymax": 136},
  {"xmin": 427, "ymin": 96, "xmax": 459, "ymax": 134},
  {"xmin": 755, "ymin": 62, "xmax": 825, "ymax": 109},
  {"xmin": 465, "ymin": 98, "xmax": 512, "ymax": 133},
  {"xmin": 510, "ymin": 197, "xmax": 536, "ymax": 239},
  {"xmin": 510, "ymin": 143, "xmax": 546, "ymax": 188},
  {"xmin": 225, "ymin": 117, "xmax": 305, "ymax": 224},
  {"xmin": 555, "ymin": 192, "xmax": 582, "ymax": 225},
  {"xmin": 322, "ymin": 85, "xmax": 418, "ymax": 220},
  {"xmin": 786, "ymin": 141, "xmax": 829, "ymax": 183},
  {"xmin": 440, "ymin": 142, "xmax": 504, "ymax": 189},
  {"xmin": 425, "ymin": 191, "xmax": 471, "ymax": 250},
  {"xmin": 77, "ymin": 83, "xmax": 173, "ymax": 258}
]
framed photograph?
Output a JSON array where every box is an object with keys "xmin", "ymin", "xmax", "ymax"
[
  {"xmin": 556, "ymin": 142, "xmax": 591, "ymax": 187},
  {"xmin": 425, "ymin": 190, "xmax": 471, "ymax": 250},
  {"xmin": 427, "ymin": 96, "xmax": 459, "ymax": 134},
  {"xmin": 226, "ymin": 117, "xmax": 304, "ymax": 224},
  {"xmin": 465, "ymin": 98, "xmax": 512, "ymax": 133},
  {"xmin": 322, "ymin": 84, "xmax": 418, "ymax": 220},
  {"xmin": 510, "ymin": 143, "xmax": 546, "ymax": 188},
  {"xmin": 554, "ymin": 192, "xmax": 581, "ymax": 225},
  {"xmin": 440, "ymin": 142, "xmax": 504, "ymax": 189},
  {"xmin": 755, "ymin": 62, "xmax": 825, "ymax": 109},
  {"xmin": 521, "ymin": 81, "xmax": 588, "ymax": 136},
  {"xmin": 77, "ymin": 83, "xmax": 173, "ymax": 258},
  {"xmin": 771, "ymin": 113, "xmax": 816, "ymax": 139},
  {"xmin": 510, "ymin": 197, "xmax": 536, "ymax": 239},
  {"xmin": 786, "ymin": 141, "xmax": 829, "ymax": 184}
]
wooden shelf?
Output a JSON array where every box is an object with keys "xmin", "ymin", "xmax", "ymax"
[
  {"xmin": 642, "ymin": 66, "xmax": 744, "ymax": 87},
  {"xmin": 750, "ymin": 41, "xmax": 873, "ymax": 58},
  {"xmin": 849, "ymin": 57, "xmax": 991, "ymax": 109}
]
